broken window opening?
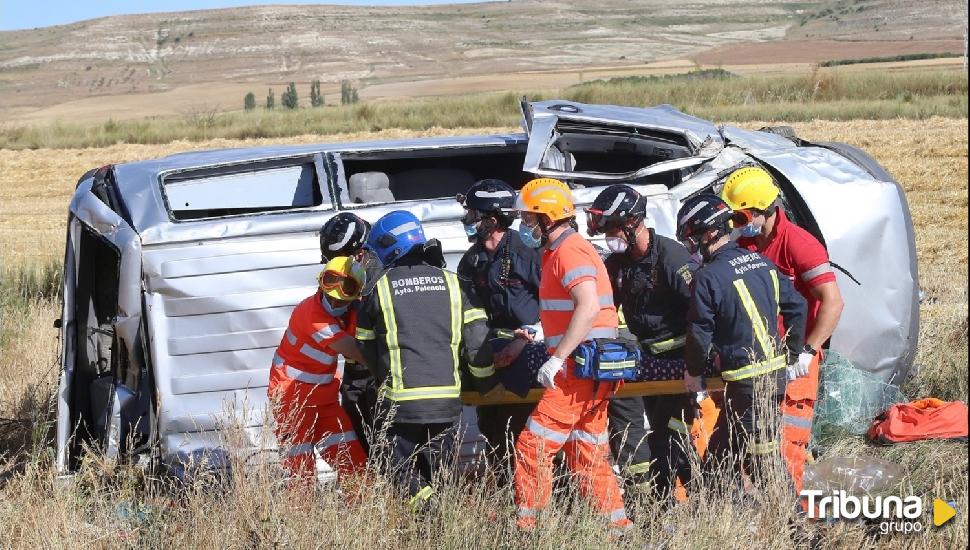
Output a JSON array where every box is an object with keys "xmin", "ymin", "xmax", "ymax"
[{"xmin": 339, "ymin": 146, "xmax": 533, "ymax": 205}]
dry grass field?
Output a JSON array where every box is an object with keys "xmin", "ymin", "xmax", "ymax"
[
  {"xmin": 0, "ymin": 118, "xmax": 966, "ymax": 547},
  {"xmin": 3, "ymin": 69, "xmax": 966, "ymax": 149}
]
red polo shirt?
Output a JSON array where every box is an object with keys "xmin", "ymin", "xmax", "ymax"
[{"xmin": 738, "ymin": 209, "xmax": 836, "ymax": 335}]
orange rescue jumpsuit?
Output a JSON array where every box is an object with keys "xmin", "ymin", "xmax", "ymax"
[
  {"xmin": 268, "ymin": 292, "xmax": 367, "ymax": 483},
  {"xmin": 513, "ymin": 230, "xmax": 631, "ymax": 530}
]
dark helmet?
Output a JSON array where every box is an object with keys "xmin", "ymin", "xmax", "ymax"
[
  {"xmin": 459, "ymin": 179, "xmax": 516, "ymax": 213},
  {"xmin": 585, "ymin": 184, "xmax": 646, "ymax": 236},
  {"xmin": 457, "ymin": 179, "xmax": 517, "ymax": 229},
  {"xmin": 320, "ymin": 212, "xmax": 370, "ymax": 263},
  {"xmin": 675, "ymin": 194, "xmax": 733, "ymax": 254}
]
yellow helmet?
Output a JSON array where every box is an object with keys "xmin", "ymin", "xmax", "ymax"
[
  {"xmin": 514, "ymin": 178, "xmax": 576, "ymax": 221},
  {"xmin": 720, "ymin": 166, "xmax": 780, "ymax": 212},
  {"xmin": 318, "ymin": 256, "xmax": 366, "ymax": 301}
]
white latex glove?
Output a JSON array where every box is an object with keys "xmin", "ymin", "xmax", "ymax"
[
  {"xmin": 517, "ymin": 323, "xmax": 543, "ymax": 342},
  {"xmin": 683, "ymin": 371, "xmax": 705, "ymax": 393},
  {"xmin": 537, "ymin": 356, "xmax": 565, "ymax": 389},
  {"xmin": 787, "ymin": 352, "xmax": 813, "ymax": 381}
]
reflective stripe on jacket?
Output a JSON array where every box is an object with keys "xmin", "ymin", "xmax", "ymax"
[
  {"xmin": 357, "ymin": 259, "xmax": 494, "ymax": 424},
  {"xmin": 457, "ymin": 230, "xmax": 541, "ymax": 330},
  {"xmin": 605, "ymin": 229, "xmax": 698, "ymax": 356},
  {"xmin": 268, "ymin": 292, "xmax": 355, "ymax": 405},
  {"xmin": 685, "ymin": 242, "xmax": 806, "ymax": 379},
  {"xmin": 539, "ymin": 229, "xmax": 618, "ymax": 356},
  {"xmin": 738, "ymin": 208, "xmax": 836, "ymax": 335}
]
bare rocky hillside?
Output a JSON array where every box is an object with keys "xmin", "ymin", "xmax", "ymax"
[{"xmin": 0, "ymin": 0, "xmax": 964, "ymax": 122}]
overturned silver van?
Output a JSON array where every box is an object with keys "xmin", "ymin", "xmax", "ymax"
[{"xmin": 56, "ymin": 100, "xmax": 919, "ymax": 476}]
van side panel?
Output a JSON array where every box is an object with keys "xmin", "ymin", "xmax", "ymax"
[{"xmin": 142, "ymin": 233, "xmax": 322, "ymax": 471}]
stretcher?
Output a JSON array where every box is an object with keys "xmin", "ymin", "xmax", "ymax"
[
  {"xmin": 461, "ymin": 377, "xmax": 725, "ymax": 405},
  {"xmin": 462, "ymin": 337, "xmax": 723, "ymax": 405}
]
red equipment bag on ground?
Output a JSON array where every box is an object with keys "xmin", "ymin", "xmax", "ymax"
[{"xmin": 867, "ymin": 398, "xmax": 969, "ymax": 444}]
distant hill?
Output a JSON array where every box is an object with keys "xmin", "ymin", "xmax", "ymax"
[{"xmin": 0, "ymin": 0, "xmax": 964, "ymax": 123}]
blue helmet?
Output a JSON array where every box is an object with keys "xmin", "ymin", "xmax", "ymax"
[{"xmin": 367, "ymin": 210, "xmax": 427, "ymax": 266}]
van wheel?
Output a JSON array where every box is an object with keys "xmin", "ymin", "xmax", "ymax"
[{"xmin": 758, "ymin": 125, "xmax": 799, "ymax": 143}]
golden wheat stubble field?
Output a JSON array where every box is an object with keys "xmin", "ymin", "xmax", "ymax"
[{"xmin": 0, "ymin": 118, "xmax": 966, "ymax": 547}]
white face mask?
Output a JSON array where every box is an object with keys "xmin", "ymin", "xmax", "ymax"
[{"xmin": 605, "ymin": 236, "xmax": 628, "ymax": 253}]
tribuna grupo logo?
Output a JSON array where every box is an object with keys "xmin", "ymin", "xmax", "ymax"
[{"xmin": 801, "ymin": 490, "xmax": 958, "ymax": 535}]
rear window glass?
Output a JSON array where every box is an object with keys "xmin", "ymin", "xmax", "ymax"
[{"xmin": 163, "ymin": 161, "xmax": 325, "ymax": 220}]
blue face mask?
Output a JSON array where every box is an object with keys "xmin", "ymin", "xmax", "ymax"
[
  {"xmin": 517, "ymin": 223, "xmax": 543, "ymax": 249},
  {"xmin": 740, "ymin": 223, "xmax": 762, "ymax": 238},
  {"xmin": 463, "ymin": 223, "xmax": 479, "ymax": 238},
  {"xmin": 321, "ymin": 295, "xmax": 350, "ymax": 317}
]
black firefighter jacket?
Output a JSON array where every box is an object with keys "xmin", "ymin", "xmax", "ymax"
[
  {"xmin": 357, "ymin": 257, "xmax": 495, "ymax": 424},
  {"xmin": 605, "ymin": 228, "xmax": 698, "ymax": 357}
]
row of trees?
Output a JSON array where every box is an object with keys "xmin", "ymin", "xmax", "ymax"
[{"xmin": 244, "ymin": 80, "xmax": 359, "ymax": 110}]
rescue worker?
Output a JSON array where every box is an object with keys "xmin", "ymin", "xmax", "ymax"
[
  {"xmin": 320, "ymin": 212, "xmax": 371, "ymax": 265},
  {"xmin": 677, "ymin": 194, "xmax": 807, "ymax": 492},
  {"xmin": 456, "ymin": 179, "xmax": 541, "ymax": 482},
  {"xmin": 586, "ymin": 184, "xmax": 698, "ymax": 501},
  {"xmin": 720, "ymin": 167, "xmax": 843, "ymax": 492},
  {"xmin": 319, "ymin": 212, "xmax": 380, "ymax": 454},
  {"xmin": 268, "ymin": 256, "xmax": 369, "ymax": 485},
  {"xmin": 355, "ymin": 210, "xmax": 495, "ymax": 512},
  {"xmin": 511, "ymin": 178, "xmax": 632, "ymax": 533}
]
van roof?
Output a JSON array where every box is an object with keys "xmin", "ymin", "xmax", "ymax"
[{"xmin": 109, "ymin": 133, "xmax": 527, "ymax": 237}]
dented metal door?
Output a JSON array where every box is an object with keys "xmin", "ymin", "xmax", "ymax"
[{"xmin": 519, "ymin": 99, "xmax": 723, "ymax": 182}]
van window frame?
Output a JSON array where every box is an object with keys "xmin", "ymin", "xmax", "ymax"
[
  {"xmin": 157, "ymin": 153, "xmax": 336, "ymax": 223},
  {"xmin": 328, "ymin": 143, "xmax": 529, "ymax": 211}
]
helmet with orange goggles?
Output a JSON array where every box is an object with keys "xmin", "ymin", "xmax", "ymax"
[{"xmin": 318, "ymin": 256, "xmax": 366, "ymax": 302}]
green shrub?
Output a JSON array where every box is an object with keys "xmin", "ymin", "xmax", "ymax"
[
  {"xmin": 281, "ymin": 82, "xmax": 299, "ymax": 110},
  {"xmin": 818, "ymin": 52, "xmax": 964, "ymax": 67}
]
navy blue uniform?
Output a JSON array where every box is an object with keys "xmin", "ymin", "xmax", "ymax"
[
  {"xmin": 458, "ymin": 230, "xmax": 541, "ymax": 483},
  {"xmin": 605, "ymin": 229, "xmax": 699, "ymax": 499},
  {"xmin": 458, "ymin": 231, "xmax": 541, "ymax": 330},
  {"xmin": 606, "ymin": 230, "xmax": 697, "ymax": 353},
  {"xmin": 686, "ymin": 242, "xmax": 806, "ymax": 487}
]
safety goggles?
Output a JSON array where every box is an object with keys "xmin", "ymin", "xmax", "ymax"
[
  {"xmin": 731, "ymin": 207, "xmax": 769, "ymax": 226},
  {"xmin": 519, "ymin": 211, "xmax": 542, "ymax": 229},
  {"xmin": 584, "ymin": 207, "xmax": 624, "ymax": 236},
  {"xmin": 319, "ymin": 269, "xmax": 362, "ymax": 298},
  {"xmin": 584, "ymin": 208, "xmax": 604, "ymax": 235}
]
